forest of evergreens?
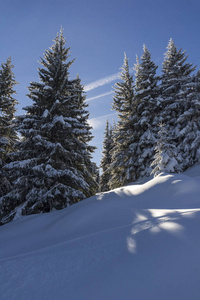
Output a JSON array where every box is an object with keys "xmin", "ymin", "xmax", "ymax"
[
  {"xmin": 100, "ymin": 39, "xmax": 200, "ymax": 191},
  {"xmin": 1, "ymin": 32, "xmax": 200, "ymax": 225}
]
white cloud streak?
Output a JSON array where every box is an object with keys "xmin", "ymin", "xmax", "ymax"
[
  {"xmin": 86, "ymin": 91, "xmax": 114, "ymax": 102},
  {"xmin": 88, "ymin": 113, "xmax": 116, "ymax": 130},
  {"xmin": 84, "ymin": 73, "xmax": 120, "ymax": 92}
]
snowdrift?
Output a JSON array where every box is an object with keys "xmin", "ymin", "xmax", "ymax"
[{"xmin": 1, "ymin": 165, "xmax": 200, "ymax": 300}]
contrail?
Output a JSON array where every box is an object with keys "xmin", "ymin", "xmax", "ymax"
[
  {"xmin": 88, "ymin": 113, "xmax": 116, "ymax": 130},
  {"xmin": 86, "ymin": 91, "xmax": 114, "ymax": 102},
  {"xmin": 84, "ymin": 73, "xmax": 120, "ymax": 92}
]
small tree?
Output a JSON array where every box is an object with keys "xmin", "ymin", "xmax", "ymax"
[
  {"xmin": 100, "ymin": 120, "xmax": 113, "ymax": 192},
  {"xmin": 0, "ymin": 57, "xmax": 18, "ymax": 197}
]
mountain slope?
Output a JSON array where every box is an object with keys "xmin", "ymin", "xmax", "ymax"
[{"xmin": 1, "ymin": 165, "xmax": 200, "ymax": 300}]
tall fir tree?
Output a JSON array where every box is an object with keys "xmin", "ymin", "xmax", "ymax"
[
  {"xmin": 110, "ymin": 53, "xmax": 135, "ymax": 189},
  {"xmin": 72, "ymin": 75, "xmax": 98, "ymax": 195},
  {"xmin": 100, "ymin": 120, "xmax": 114, "ymax": 192},
  {"xmin": 177, "ymin": 70, "xmax": 200, "ymax": 168},
  {"xmin": 130, "ymin": 45, "xmax": 159, "ymax": 179},
  {"xmin": 0, "ymin": 30, "xmax": 97, "ymax": 225},
  {"xmin": 159, "ymin": 39, "xmax": 195, "ymax": 156},
  {"xmin": 0, "ymin": 58, "xmax": 18, "ymax": 197}
]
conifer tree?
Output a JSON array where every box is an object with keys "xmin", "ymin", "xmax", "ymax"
[
  {"xmin": 111, "ymin": 47, "xmax": 158, "ymax": 185},
  {"xmin": 100, "ymin": 120, "xmax": 113, "ymax": 192},
  {"xmin": 151, "ymin": 123, "xmax": 182, "ymax": 176},
  {"xmin": 0, "ymin": 30, "xmax": 97, "ymax": 224},
  {"xmin": 177, "ymin": 70, "xmax": 200, "ymax": 168},
  {"xmin": 72, "ymin": 75, "xmax": 98, "ymax": 195},
  {"xmin": 110, "ymin": 53, "xmax": 135, "ymax": 189},
  {"xmin": 158, "ymin": 39, "xmax": 196, "ymax": 172},
  {"xmin": 159, "ymin": 39, "xmax": 195, "ymax": 142},
  {"xmin": 131, "ymin": 45, "xmax": 159, "ymax": 179},
  {"xmin": 0, "ymin": 58, "xmax": 18, "ymax": 197}
]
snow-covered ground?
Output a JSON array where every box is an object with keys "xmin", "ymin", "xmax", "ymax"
[{"xmin": 1, "ymin": 165, "xmax": 200, "ymax": 300}]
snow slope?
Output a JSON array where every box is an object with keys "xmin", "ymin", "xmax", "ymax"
[{"xmin": 1, "ymin": 165, "xmax": 200, "ymax": 300}]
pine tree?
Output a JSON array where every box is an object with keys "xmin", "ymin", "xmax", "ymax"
[
  {"xmin": 159, "ymin": 39, "xmax": 195, "ymax": 146},
  {"xmin": 158, "ymin": 39, "xmax": 196, "ymax": 172},
  {"xmin": 110, "ymin": 53, "xmax": 135, "ymax": 189},
  {"xmin": 0, "ymin": 57, "xmax": 18, "ymax": 197},
  {"xmin": 0, "ymin": 30, "xmax": 97, "ymax": 224},
  {"xmin": 177, "ymin": 70, "xmax": 200, "ymax": 168},
  {"xmin": 100, "ymin": 120, "xmax": 113, "ymax": 192},
  {"xmin": 72, "ymin": 75, "xmax": 98, "ymax": 195},
  {"xmin": 131, "ymin": 45, "xmax": 159, "ymax": 179},
  {"xmin": 151, "ymin": 123, "xmax": 182, "ymax": 176}
]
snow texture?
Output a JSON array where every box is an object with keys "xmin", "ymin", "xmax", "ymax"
[{"xmin": 0, "ymin": 164, "xmax": 200, "ymax": 300}]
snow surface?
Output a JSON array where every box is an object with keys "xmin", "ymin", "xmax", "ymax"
[{"xmin": 1, "ymin": 165, "xmax": 200, "ymax": 300}]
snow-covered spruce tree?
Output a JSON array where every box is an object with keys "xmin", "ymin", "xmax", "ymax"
[
  {"xmin": 72, "ymin": 75, "xmax": 98, "ymax": 195},
  {"xmin": 151, "ymin": 123, "xmax": 182, "ymax": 176},
  {"xmin": 110, "ymin": 53, "xmax": 135, "ymax": 189},
  {"xmin": 0, "ymin": 58, "xmax": 18, "ymax": 197},
  {"xmin": 100, "ymin": 120, "xmax": 114, "ymax": 192},
  {"xmin": 176, "ymin": 70, "xmax": 200, "ymax": 168},
  {"xmin": 159, "ymin": 39, "xmax": 195, "ymax": 156},
  {"xmin": 0, "ymin": 30, "xmax": 97, "ymax": 224},
  {"xmin": 130, "ymin": 45, "xmax": 159, "ymax": 179}
]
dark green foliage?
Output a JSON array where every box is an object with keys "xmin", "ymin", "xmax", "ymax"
[
  {"xmin": 160, "ymin": 39, "xmax": 195, "ymax": 130},
  {"xmin": 1, "ymin": 36, "xmax": 200, "ymax": 222},
  {"xmin": 0, "ymin": 58, "xmax": 18, "ymax": 197},
  {"xmin": 111, "ymin": 47, "xmax": 159, "ymax": 188},
  {"xmin": 0, "ymin": 30, "xmax": 97, "ymax": 224},
  {"xmin": 110, "ymin": 40, "xmax": 198, "ymax": 190},
  {"xmin": 151, "ymin": 123, "xmax": 182, "ymax": 176},
  {"xmin": 176, "ymin": 71, "xmax": 200, "ymax": 168},
  {"xmin": 130, "ymin": 45, "xmax": 159, "ymax": 179},
  {"xmin": 72, "ymin": 75, "xmax": 99, "ymax": 196},
  {"xmin": 110, "ymin": 53, "xmax": 135, "ymax": 189},
  {"xmin": 100, "ymin": 120, "xmax": 114, "ymax": 192},
  {"xmin": 157, "ymin": 39, "xmax": 196, "ymax": 171}
]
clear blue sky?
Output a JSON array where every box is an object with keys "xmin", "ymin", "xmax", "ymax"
[{"xmin": 1, "ymin": 0, "xmax": 200, "ymax": 166}]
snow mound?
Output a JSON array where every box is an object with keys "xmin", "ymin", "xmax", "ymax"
[{"xmin": 0, "ymin": 165, "xmax": 200, "ymax": 300}]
